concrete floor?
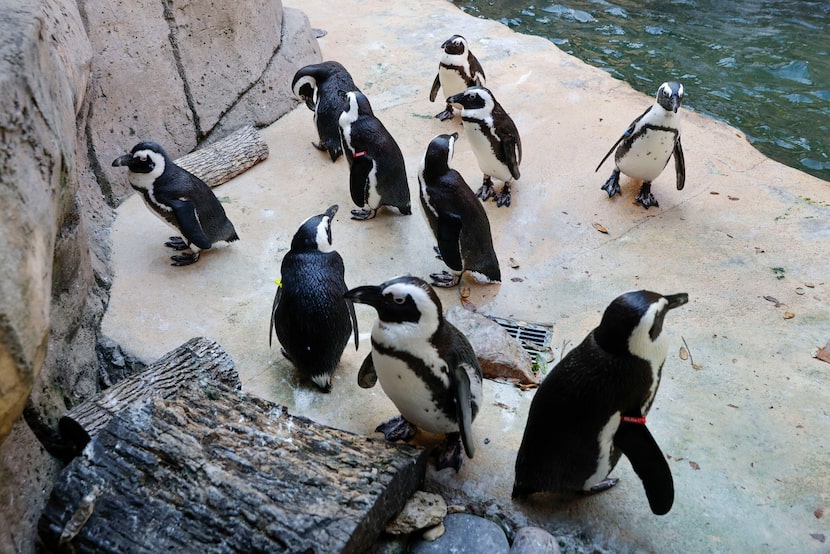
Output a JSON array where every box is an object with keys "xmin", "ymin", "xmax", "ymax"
[{"xmin": 102, "ymin": 1, "xmax": 830, "ymax": 551}]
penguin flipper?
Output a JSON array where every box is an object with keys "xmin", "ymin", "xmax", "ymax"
[
  {"xmin": 347, "ymin": 298, "xmax": 359, "ymax": 351},
  {"xmin": 673, "ymin": 137, "xmax": 686, "ymax": 191},
  {"xmin": 501, "ymin": 132, "xmax": 522, "ymax": 181},
  {"xmin": 469, "ymin": 54, "xmax": 486, "ymax": 85},
  {"xmin": 595, "ymin": 114, "xmax": 642, "ymax": 172},
  {"xmin": 169, "ymin": 199, "xmax": 213, "ymax": 250},
  {"xmin": 357, "ymin": 353, "xmax": 377, "ymax": 388},
  {"xmin": 269, "ymin": 285, "xmax": 282, "ymax": 347},
  {"xmin": 614, "ymin": 421, "xmax": 674, "ymax": 515},
  {"xmin": 349, "ymin": 154, "xmax": 374, "ymax": 207},
  {"xmin": 449, "ymin": 360, "xmax": 476, "ymax": 458},
  {"xmin": 429, "ymin": 74, "xmax": 441, "ymax": 102},
  {"xmin": 436, "ymin": 212, "xmax": 464, "ymax": 271}
]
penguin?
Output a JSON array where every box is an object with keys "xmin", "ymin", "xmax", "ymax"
[
  {"xmin": 344, "ymin": 275, "xmax": 483, "ymax": 471},
  {"xmin": 512, "ymin": 290, "xmax": 688, "ymax": 516},
  {"xmin": 291, "ymin": 61, "xmax": 361, "ymax": 162},
  {"xmin": 595, "ymin": 81, "xmax": 686, "ymax": 209},
  {"xmin": 338, "ymin": 91, "xmax": 412, "ymax": 220},
  {"xmin": 112, "ymin": 141, "xmax": 239, "ymax": 266},
  {"xmin": 429, "ymin": 34, "xmax": 486, "ymax": 121},
  {"xmin": 269, "ymin": 204, "xmax": 359, "ymax": 392},
  {"xmin": 444, "ymin": 86, "xmax": 522, "ymax": 207},
  {"xmin": 418, "ymin": 133, "xmax": 501, "ymax": 287}
]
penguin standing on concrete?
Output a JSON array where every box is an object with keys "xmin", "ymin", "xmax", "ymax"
[
  {"xmin": 292, "ymin": 61, "xmax": 360, "ymax": 162},
  {"xmin": 444, "ymin": 86, "xmax": 521, "ymax": 207},
  {"xmin": 270, "ymin": 205, "xmax": 359, "ymax": 392},
  {"xmin": 595, "ymin": 81, "xmax": 685, "ymax": 209},
  {"xmin": 429, "ymin": 34, "xmax": 486, "ymax": 121},
  {"xmin": 112, "ymin": 141, "xmax": 239, "ymax": 266},
  {"xmin": 345, "ymin": 276, "xmax": 483, "ymax": 471},
  {"xmin": 513, "ymin": 290, "xmax": 688, "ymax": 515},
  {"xmin": 418, "ymin": 133, "xmax": 501, "ymax": 287},
  {"xmin": 339, "ymin": 91, "xmax": 411, "ymax": 220}
]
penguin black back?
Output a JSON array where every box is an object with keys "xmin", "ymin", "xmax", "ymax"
[
  {"xmin": 513, "ymin": 290, "xmax": 688, "ymax": 515},
  {"xmin": 270, "ymin": 205, "xmax": 359, "ymax": 392}
]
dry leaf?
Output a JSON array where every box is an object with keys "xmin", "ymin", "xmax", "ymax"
[
  {"xmin": 728, "ymin": 195, "xmax": 740, "ymax": 201},
  {"xmin": 511, "ymin": 277, "xmax": 524, "ymax": 283},
  {"xmin": 805, "ymin": 282, "xmax": 815, "ymax": 288},
  {"xmin": 689, "ymin": 461, "xmax": 701, "ymax": 470},
  {"xmin": 509, "ymin": 257, "xmax": 520, "ymax": 269},
  {"xmin": 710, "ymin": 191, "xmax": 720, "ymax": 195},
  {"xmin": 518, "ymin": 382, "xmax": 539, "ymax": 391},
  {"xmin": 459, "ymin": 287, "xmax": 471, "ymax": 299},
  {"xmin": 783, "ymin": 311, "xmax": 795, "ymax": 319},
  {"xmin": 810, "ymin": 533, "xmax": 826, "ymax": 543},
  {"xmin": 763, "ymin": 295, "xmax": 782, "ymax": 307},
  {"xmin": 461, "ymin": 297, "xmax": 478, "ymax": 312},
  {"xmin": 816, "ymin": 339, "xmax": 830, "ymax": 363},
  {"xmin": 728, "ymin": 404, "xmax": 739, "ymax": 409},
  {"xmin": 592, "ymin": 222, "xmax": 609, "ymax": 234},
  {"xmin": 692, "ymin": 363, "xmax": 703, "ymax": 370},
  {"xmin": 795, "ymin": 287, "xmax": 805, "ymax": 295},
  {"xmin": 679, "ymin": 346, "xmax": 689, "ymax": 360},
  {"xmin": 815, "ymin": 508, "xmax": 824, "ymax": 519}
]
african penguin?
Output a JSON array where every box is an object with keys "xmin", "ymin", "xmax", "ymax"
[
  {"xmin": 429, "ymin": 34, "xmax": 486, "ymax": 121},
  {"xmin": 339, "ymin": 91, "xmax": 412, "ymax": 220},
  {"xmin": 344, "ymin": 275, "xmax": 483, "ymax": 471},
  {"xmin": 512, "ymin": 290, "xmax": 688, "ymax": 515},
  {"xmin": 445, "ymin": 86, "xmax": 522, "ymax": 207},
  {"xmin": 418, "ymin": 133, "xmax": 501, "ymax": 288},
  {"xmin": 112, "ymin": 141, "xmax": 239, "ymax": 266},
  {"xmin": 595, "ymin": 81, "xmax": 686, "ymax": 209},
  {"xmin": 270, "ymin": 204, "xmax": 359, "ymax": 392},
  {"xmin": 291, "ymin": 61, "xmax": 361, "ymax": 162}
]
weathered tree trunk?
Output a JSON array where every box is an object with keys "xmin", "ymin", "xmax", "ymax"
[
  {"xmin": 40, "ymin": 381, "xmax": 427, "ymax": 553},
  {"xmin": 59, "ymin": 337, "xmax": 240, "ymax": 455},
  {"xmin": 176, "ymin": 125, "xmax": 269, "ymax": 188}
]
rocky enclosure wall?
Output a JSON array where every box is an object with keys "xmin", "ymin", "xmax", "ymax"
[{"xmin": 0, "ymin": 0, "xmax": 320, "ymax": 550}]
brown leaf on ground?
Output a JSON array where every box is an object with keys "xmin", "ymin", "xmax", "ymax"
[
  {"xmin": 815, "ymin": 507, "xmax": 824, "ymax": 519},
  {"xmin": 763, "ymin": 295, "xmax": 782, "ymax": 307},
  {"xmin": 679, "ymin": 346, "xmax": 689, "ymax": 360},
  {"xmin": 689, "ymin": 461, "xmax": 700, "ymax": 470},
  {"xmin": 509, "ymin": 257, "xmax": 520, "ymax": 269},
  {"xmin": 810, "ymin": 533, "xmax": 826, "ymax": 543},
  {"xmin": 592, "ymin": 222, "xmax": 609, "ymax": 234},
  {"xmin": 816, "ymin": 339, "xmax": 830, "ymax": 363},
  {"xmin": 783, "ymin": 311, "xmax": 795, "ymax": 319}
]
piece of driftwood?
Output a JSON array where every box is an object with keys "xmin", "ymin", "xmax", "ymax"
[
  {"xmin": 40, "ymin": 381, "xmax": 427, "ymax": 553},
  {"xmin": 59, "ymin": 337, "xmax": 240, "ymax": 454},
  {"xmin": 176, "ymin": 125, "xmax": 269, "ymax": 188}
]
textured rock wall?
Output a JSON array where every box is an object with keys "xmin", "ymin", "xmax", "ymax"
[{"xmin": 0, "ymin": 0, "xmax": 320, "ymax": 550}]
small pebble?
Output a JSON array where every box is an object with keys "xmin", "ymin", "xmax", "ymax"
[
  {"xmin": 384, "ymin": 491, "xmax": 447, "ymax": 535},
  {"xmin": 410, "ymin": 513, "xmax": 509, "ymax": 554},
  {"xmin": 422, "ymin": 522, "xmax": 445, "ymax": 541},
  {"xmin": 509, "ymin": 526, "xmax": 561, "ymax": 554}
]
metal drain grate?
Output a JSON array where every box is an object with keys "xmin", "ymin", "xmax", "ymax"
[{"xmin": 487, "ymin": 316, "xmax": 553, "ymax": 354}]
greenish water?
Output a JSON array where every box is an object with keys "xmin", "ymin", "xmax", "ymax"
[{"xmin": 451, "ymin": 0, "xmax": 830, "ymax": 181}]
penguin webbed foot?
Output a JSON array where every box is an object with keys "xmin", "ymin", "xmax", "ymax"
[
  {"xmin": 375, "ymin": 415, "xmax": 417, "ymax": 443},
  {"xmin": 601, "ymin": 170, "xmax": 621, "ymax": 198},
  {"xmin": 584, "ymin": 477, "xmax": 620, "ymax": 495},
  {"xmin": 494, "ymin": 183, "xmax": 512, "ymax": 207},
  {"xmin": 434, "ymin": 107, "xmax": 455, "ymax": 121},
  {"xmin": 170, "ymin": 250, "xmax": 200, "ymax": 266},
  {"xmin": 311, "ymin": 140, "xmax": 327, "ymax": 152},
  {"xmin": 351, "ymin": 208, "xmax": 377, "ymax": 220},
  {"xmin": 476, "ymin": 177, "xmax": 496, "ymax": 202},
  {"xmin": 435, "ymin": 433, "xmax": 465, "ymax": 472},
  {"xmin": 429, "ymin": 270, "xmax": 460, "ymax": 288},
  {"xmin": 635, "ymin": 182, "xmax": 659, "ymax": 209},
  {"xmin": 165, "ymin": 236, "xmax": 189, "ymax": 251}
]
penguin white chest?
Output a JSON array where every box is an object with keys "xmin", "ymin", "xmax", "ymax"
[
  {"xmin": 464, "ymin": 119, "xmax": 512, "ymax": 182},
  {"xmin": 439, "ymin": 66, "xmax": 469, "ymax": 99},
  {"xmin": 371, "ymin": 344, "xmax": 456, "ymax": 434}
]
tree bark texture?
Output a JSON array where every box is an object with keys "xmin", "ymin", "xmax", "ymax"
[
  {"xmin": 176, "ymin": 125, "xmax": 269, "ymax": 188},
  {"xmin": 59, "ymin": 337, "xmax": 240, "ymax": 454},
  {"xmin": 40, "ymin": 381, "xmax": 427, "ymax": 553}
]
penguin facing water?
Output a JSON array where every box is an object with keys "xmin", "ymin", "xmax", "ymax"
[
  {"xmin": 596, "ymin": 81, "xmax": 686, "ymax": 209},
  {"xmin": 345, "ymin": 276, "xmax": 483, "ymax": 471},
  {"xmin": 418, "ymin": 133, "xmax": 501, "ymax": 287},
  {"xmin": 513, "ymin": 290, "xmax": 688, "ymax": 515},
  {"xmin": 429, "ymin": 34, "xmax": 486, "ymax": 121},
  {"xmin": 270, "ymin": 205, "xmax": 358, "ymax": 392},
  {"xmin": 292, "ymin": 61, "xmax": 360, "ymax": 162},
  {"xmin": 112, "ymin": 141, "xmax": 239, "ymax": 266}
]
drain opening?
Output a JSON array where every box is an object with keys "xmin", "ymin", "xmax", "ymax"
[{"xmin": 487, "ymin": 316, "xmax": 553, "ymax": 354}]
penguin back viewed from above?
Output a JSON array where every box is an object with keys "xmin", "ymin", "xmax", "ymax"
[
  {"xmin": 270, "ymin": 204, "xmax": 359, "ymax": 393},
  {"xmin": 596, "ymin": 81, "xmax": 686, "ymax": 209},
  {"xmin": 112, "ymin": 141, "xmax": 239, "ymax": 266},
  {"xmin": 418, "ymin": 133, "xmax": 501, "ymax": 288},
  {"xmin": 339, "ymin": 90, "xmax": 412, "ymax": 220},
  {"xmin": 513, "ymin": 290, "xmax": 689, "ymax": 515},
  {"xmin": 429, "ymin": 34, "xmax": 486, "ymax": 121},
  {"xmin": 291, "ymin": 61, "xmax": 360, "ymax": 162},
  {"xmin": 445, "ymin": 85, "xmax": 522, "ymax": 207},
  {"xmin": 344, "ymin": 275, "xmax": 483, "ymax": 471}
]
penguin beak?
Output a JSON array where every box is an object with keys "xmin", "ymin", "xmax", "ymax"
[
  {"xmin": 445, "ymin": 92, "xmax": 461, "ymax": 105},
  {"xmin": 664, "ymin": 293, "xmax": 689, "ymax": 310},
  {"xmin": 344, "ymin": 285, "xmax": 384, "ymax": 308},
  {"xmin": 112, "ymin": 153, "xmax": 132, "ymax": 167},
  {"xmin": 324, "ymin": 204, "xmax": 339, "ymax": 219},
  {"xmin": 670, "ymin": 94, "xmax": 681, "ymax": 113}
]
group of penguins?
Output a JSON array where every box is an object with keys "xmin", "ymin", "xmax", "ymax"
[{"xmin": 112, "ymin": 34, "xmax": 690, "ymax": 516}]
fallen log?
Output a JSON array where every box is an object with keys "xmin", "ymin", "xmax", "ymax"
[
  {"xmin": 59, "ymin": 337, "xmax": 240, "ymax": 455},
  {"xmin": 40, "ymin": 381, "xmax": 427, "ymax": 553},
  {"xmin": 175, "ymin": 125, "xmax": 269, "ymax": 188}
]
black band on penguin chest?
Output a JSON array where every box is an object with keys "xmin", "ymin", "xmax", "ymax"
[
  {"xmin": 371, "ymin": 339, "xmax": 456, "ymax": 420},
  {"xmin": 629, "ymin": 124, "xmax": 678, "ymax": 144},
  {"xmin": 140, "ymin": 189, "xmax": 177, "ymax": 225}
]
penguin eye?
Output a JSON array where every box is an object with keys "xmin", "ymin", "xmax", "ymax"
[
  {"xmin": 137, "ymin": 154, "xmax": 147, "ymax": 161},
  {"xmin": 392, "ymin": 294, "xmax": 406, "ymax": 305}
]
